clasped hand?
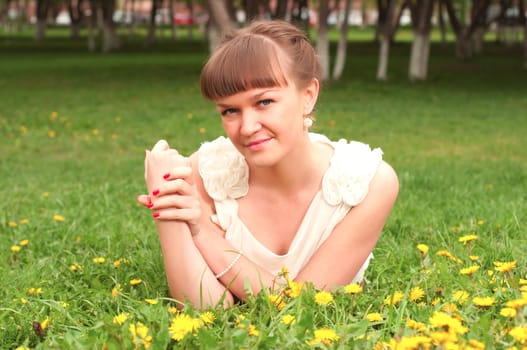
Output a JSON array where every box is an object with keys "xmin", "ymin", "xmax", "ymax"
[{"xmin": 136, "ymin": 140, "xmax": 201, "ymax": 236}]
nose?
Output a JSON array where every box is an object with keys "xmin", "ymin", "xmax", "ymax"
[{"xmin": 240, "ymin": 110, "xmax": 262, "ymax": 136}]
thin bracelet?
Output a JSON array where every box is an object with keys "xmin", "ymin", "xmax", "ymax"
[{"xmin": 215, "ymin": 251, "xmax": 242, "ymax": 279}]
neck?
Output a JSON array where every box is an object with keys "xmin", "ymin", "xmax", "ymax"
[{"xmin": 248, "ymin": 136, "xmax": 330, "ymax": 195}]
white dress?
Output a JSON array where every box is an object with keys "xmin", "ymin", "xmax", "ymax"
[{"xmin": 198, "ymin": 133, "xmax": 383, "ymax": 283}]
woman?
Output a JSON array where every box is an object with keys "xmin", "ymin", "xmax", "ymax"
[{"xmin": 137, "ymin": 20, "xmax": 399, "ymax": 308}]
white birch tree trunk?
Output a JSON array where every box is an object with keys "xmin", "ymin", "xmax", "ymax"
[
  {"xmin": 35, "ymin": 20, "xmax": 46, "ymax": 40},
  {"xmin": 409, "ymin": 33, "xmax": 430, "ymax": 81},
  {"xmin": 332, "ymin": 0, "xmax": 352, "ymax": 80},
  {"xmin": 377, "ymin": 35, "xmax": 391, "ymax": 80},
  {"xmin": 316, "ymin": 0, "xmax": 330, "ymax": 81},
  {"xmin": 207, "ymin": 0, "xmax": 233, "ymax": 52}
]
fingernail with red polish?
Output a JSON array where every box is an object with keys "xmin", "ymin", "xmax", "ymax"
[
  {"xmin": 152, "ymin": 212, "xmax": 160, "ymax": 218},
  {"xmin": 147, "ymin": 203, "xmax": 154, "ymax": 209},
  {"xmin": 163, "ymin": 173, "xmax": 170, "ymax": 180},
  {"xmin": 152, "ymin": 189, "xmax": 159, "ymax": 196}
]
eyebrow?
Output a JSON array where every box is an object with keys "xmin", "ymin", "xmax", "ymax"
[{"xmin": 216, "ymin": 89, "xmax": 279, "ymax": 108}]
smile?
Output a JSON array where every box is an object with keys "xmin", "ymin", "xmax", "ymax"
[{"xmin": 246, "ymin": 138, "xmax": 272, "ymax": 150}]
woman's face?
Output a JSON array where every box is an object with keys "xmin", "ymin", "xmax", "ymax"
[{"xmin": 214, "ymin": 78, "xmax": 318, "ymax": 168}]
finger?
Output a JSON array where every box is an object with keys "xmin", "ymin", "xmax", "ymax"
[
  {"xmin": 152, "ymin": 207, "xmax": 201, "ymax": 222},
  {"xmin": 150, "ymin": 194, "xmax": 200, "ymax": 211},
  {"xmin": 152, "ymin": 139, "xmax": 170, "ymax": 152},
  {"xmin": 136, "ymin": 194, "xmax": 152, "ymax": 207},
  {"xmin": 163, "ymin": 166, "xmax": 192, "ymax": 181},
  {"xmin": 153, "ymin": 178, "xmax": 195, "ymax": 197}
]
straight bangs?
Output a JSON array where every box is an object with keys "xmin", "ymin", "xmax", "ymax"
[{"xmin": 200, "ymin": 35, "xmax": 289, "ymax": 100}]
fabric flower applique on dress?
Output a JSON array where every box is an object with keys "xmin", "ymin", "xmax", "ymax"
[
  {"xmin": 322, "ymin": 139, "xmax": 383, "ymax": 207},
  {"xmin": 198, "ymin": 136, "xmax": 249, "ymax": 201}
]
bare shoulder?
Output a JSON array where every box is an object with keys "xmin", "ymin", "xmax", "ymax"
[{"xmin": 368, "ymin": 160, "xmax": 399, "ymax": 204}]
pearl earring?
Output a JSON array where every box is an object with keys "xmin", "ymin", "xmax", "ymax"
[{"xmin": 303, "ymin": 117, "xmax": 313, "ymax": 128}]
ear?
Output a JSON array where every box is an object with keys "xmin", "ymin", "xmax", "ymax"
[{"xmin": 303, "ymin": 78, "xmax": 320, "ymax": 115}]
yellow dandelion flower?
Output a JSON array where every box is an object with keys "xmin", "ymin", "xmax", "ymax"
[
  {"xmin": 452, "ymin": 290, "xmax": 470, "ymax": 304},
  {"xmin": 285, "ymin": 280, "xmax": 303, "ymax": 298},
  {"xmin": 48, "ymin": 130, "xmax": 56, "ymax": 139},
  {"xmin": 169, "ymin": 314, "xmax": 200, "ymax": 341},
  {"xmin": 314, "ymin": 291, "xmax": 334, "ymax": 306},
  {"xmin": 436, "ymin": 250, "xmax": 461, "ymax": 263},
  {"xmin": 307, "ymin": 328, "xmax": 340, "ymax": 346},
  {"xmin": 469, "ymin": 255, "xmax": 479, "ymax": 261},
  {"xmin": 329, "ymin": 119, "xmax": 336, "ymax": 127},
  {"xmin": 43, "ymin": 192, "xmax": 50, "ymax": 197},
  {"xmin": 144, "ymin": 299, "xmax": 158, "ymax": 305},
  {"xmin": 50, "ymin": 111, "xmax": 58, "ymax": 120},
  {"xmin": 268, "ymin": 293, "xmax": 286, "ymax": 311},
  {"xmin": 409, "ymin": 286, "xmax": 425, "ymax": 302},
  {"xmin": 53, "ymin": 214, "xmax": 65, "ymax": 222},
  {"xmin": 344, "ymin": 283, "xmax": 363, "ymax": 294},
  {"xmin": 520, "ymin": 285, "xmax": 527, "ymax": 292},
  {"xmin": 111, "ymin": 133, "xmax": 118, "ymax": 139},
  {"xmin": 519, "ymin": 279, "xmax": 527, "ymax": 285},
  {"xmin": 11, "ymin": 245, "xmax": 21, "ymax": 253},
  {"xmin": 477, "ymin": 220, "xmax": 484, "ymax": 225},
  {"xmin": 115, "ymin": 117, "xmax": 121, "ymax": 123},
  {"xmin": 366, "ymin": 313, "xmax": 383, "ymax": 322},
  {"xmin": 460, "ymin": 265, "xmax": 480, "ymax": 275},
  {"xmin": 19, "ymin": 219, "xmax": 29, "ymax": 224},
  {"xmin": 199, "ymin": 127, "xmax": 206, "ymax": 134},
  {"xmin": 61, "ymin": 301, "xmax": 68, "ymax": 308},
  {"xmin": 92, "ymin": 257, "xmax": 105, "ymax": 264},
  {"xmin": 505, "ymin": 298, "xmax": 527, "ymax": 309},
  {"xmin": 406, "ymin": 319, "xmax": 427, "ymax": 332},
  {"xmin": 20, "ymin": 125, "xmax": 28, "ymax": 134},
  {"xmin": 27, "ymin": 288, "xmax": 43, "ymax": 295},
  {"xmin": 92, "ymin": 129, "xmax": 99, "ymax": 135},
  {"xmin": 130, "ymin": 322, "xmax": 152, "ymax": 349},
  {"xmin": 397, "ymin": 336, "xmax": 432, "ymax": 349},
  {"xmin": 20, "ymin": 297, "xmax": 28, "ymax": 304},
  {"xmin": 113, "ymin": 260, "xmax": 121, "ymax": 268},
  {"xmin": 467, "ymin": 339, "xmax": 485, "ymax": 350},
  {"xmin": 15, "ymin": 347, "xmax": 29, "ymax": 350},
  {"xmin": 199, "ymin": 311, "xmax": 215, "ymax": 325},
  {"xmin": 113, "ymin": 313, "xmax": 128, "ymax": 325},
  {"xmin": 431, "ymin": 297, "xmax": 441, "ymax": 306},
  {"xmin": 429, "ymin": 311, "xmax": 468, "ymax": 334},
  {"xmin": 442, "ymin": 303, "xmax": 458, "ymax": 314},
  {"xmin": 168, "ymin": 306, "xmax": 178, "ymax": 314},
  {"xmin": 248, "ymin": 324, "xmax": 259, "ymax": 337},
  {"xmin": 417, "ymin": 244, "xmax": 429, "ymax": 255},
  {"xmin": 500, "ymin": 307, "xmax": 517, "ymax": 318},
  {"xmin": 8, "ymin": 221, "xmax": 17, "ymax": 227},
  {"xmin": 186, "ymin": 113, "xmax": 193, "ymax": 119},
  {"xmin": 69, "ymin": 264, "xmax": 83, "ymax": 272},
  {"xmin": 130, "ymin": 279, "xmax": 142, "ymax": 286},
  {"xmin": 494, "ymin": 261, "xmax": 517, "ymax": 273},
  {"xmin": 111, "ymin": 285, "xmax": 122, "ymax": 298},
  {"xmin": 20, "ymin": 239, "xmax": 29, "ymax": 246},
  {"xmin": 472, "ymin": 296, "xmax": 495, "ymax": 307},
  {"xmin": 41, "ymin": 317, "xmax": 50, "ymax": 330},
  {"xmin": 281, "ymin": 314, "xmax": 296, "ymax": 325},
  {"xmin": 509, "ymin": 326, "xmax": 527, "ymax": 345},
  {"xmin": 459, "ymin": 234, "xmax": 478, "ymax": 244},
  {"xmin": 384, "ymin": 291, "xmax": 404, "ymax": 306}
]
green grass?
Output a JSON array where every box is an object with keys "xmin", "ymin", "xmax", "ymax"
[{"xmin": 1, "ymin": 30, "xmax": 526, "ymax": 349}]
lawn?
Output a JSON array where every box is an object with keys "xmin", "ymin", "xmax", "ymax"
[{"xmin": 1, "ymin": 28, "xmax": 526, "ymax": 349}]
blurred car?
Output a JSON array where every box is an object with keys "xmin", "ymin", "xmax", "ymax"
[{"xmin": 174, "ymin": 12, "xmax": 195, "ymax": 25}]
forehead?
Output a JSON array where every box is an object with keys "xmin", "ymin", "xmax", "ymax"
[{"xmin": 201, "ymin": 35, "xmax": 292, "ymax": 100}]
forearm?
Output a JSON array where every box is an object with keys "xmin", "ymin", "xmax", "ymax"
[
  {"xmin": 193, "ymin": 231, "xmax": 279, "ymax": 300},
  {"xmin": 155, "ymin": 221, "xmax": 234, "ymax": 308}
]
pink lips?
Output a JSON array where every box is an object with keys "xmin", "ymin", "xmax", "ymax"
[{"xmin": 246, "ymin": 138, "xmax": 271, "ymax": 150}]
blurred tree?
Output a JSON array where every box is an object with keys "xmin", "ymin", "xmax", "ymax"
[{"xmin": 408, "ymin": 0, "xmax": 434, "ymax": 81}]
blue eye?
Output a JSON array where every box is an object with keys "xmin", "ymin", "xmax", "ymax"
[
  {"xmin": 258, "ymin": 99, "xmax": 273, "ymax": 106},
  {"xmin": 221, "ymin": 108, "xmax": 237, "ymax": 116}
]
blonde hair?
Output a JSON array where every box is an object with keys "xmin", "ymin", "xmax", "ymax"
[{"xmin": 200, "ymin": 20, "xmax": 321, "ymax": 100}]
